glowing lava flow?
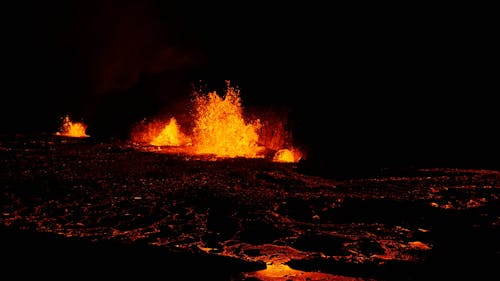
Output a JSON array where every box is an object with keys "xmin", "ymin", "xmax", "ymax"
[{"xmin": 55, "ymin": 115, "xmax": 89, "ymax": 138}]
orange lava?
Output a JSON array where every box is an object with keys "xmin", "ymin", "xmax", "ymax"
[
  {"xmin": 236, "ymin": 245, "xmax": 366, "ymax": 281},
  {"xmin": 131, "ymin": 81, "xmax": 301, "ymax": 162},
  {"xmin": 191, "ymin": 83, "xmax": 264, "ymax": 158},
  {"xmin": 150, "ymin": 117, "xmax": 189, "ymax": 146},
  {"xmin": 273, "ymin": 148, "xmax": 302, "ymax": 163},
  {"xmin": 249, "ymin": 263, "xmax": 365, "ymax": 281},
  {"xmin": 55, "ymin": 115, "xmax": 89, "ymax": 138}
]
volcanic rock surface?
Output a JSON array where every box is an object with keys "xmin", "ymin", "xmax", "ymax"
[{"xmin": 1, "ymin": 134, "xmax": 499, "ymax": 280}]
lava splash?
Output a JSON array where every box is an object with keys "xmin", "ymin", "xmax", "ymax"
[{"xmin": 55, "ymin": 115, "xmax": 89, "ymax": 138}]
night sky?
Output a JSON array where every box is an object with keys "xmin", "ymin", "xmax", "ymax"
[{"xmin": 2, "ymin": 1, "xmax": 496, "ymax": 167}]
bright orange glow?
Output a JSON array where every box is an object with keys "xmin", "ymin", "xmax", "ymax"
[
  {"xmin": 150, "ymin": 117, "xmax": 188, "ymax": 146},
  {"xmin": 273, "ymin": 148, "xmax": 301, "ymax": 163},
  {"xmin": 55, "ymin": 115, "xmax": 89, "ymax": 138},
  {"xmin": 249, "ymin": 263, "xmax": 357, "ymax": 280},
  {"xmin": 131, "ymin": 81, "xmax": 302, "ymax": 162},
  {"xmin": 259, "ymin": 264, "xmax": 297, "ymax": 278},
  {"xmin": 408, "ymin": 241, "xmax": 432, "ymax": 250},
  {"xmin": 130, "ymin": 117, "xmax": 191, "ymax": 146},
  {"xmin": 191, "ymin": 83, "xmax": 264, "ymax": 158}
]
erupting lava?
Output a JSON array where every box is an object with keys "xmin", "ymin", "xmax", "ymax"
[
  {"xmin": 191, "ymin": 84, "xmax": 263, "ymax": 158},
  {"xmin": 150, "ymin": 117, "xmax": 189, "ymax": 147},
  {"xmin": 273, "ymin": 148, "xmax": 299, "ymax": 163},
  {"xmin": 132, "ymin": 82, "xmax": 301, "ymax": 162},
  {"xmin": 55, "ymin": 115, "xmax": 89, "ymax": 138}
]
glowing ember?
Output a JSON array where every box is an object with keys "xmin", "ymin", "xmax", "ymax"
[
  {"xmin": 191, "ymin": 82, "xmax": 264, "ymax": 158},
  {"xmin": 55, "ymin": 115, "xmax": 89, "ymax": 138},
  {"xmin": 150, "ymin": 117, "xmax": 187, "ymax": 146}
]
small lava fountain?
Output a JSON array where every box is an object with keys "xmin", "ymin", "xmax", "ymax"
[
  {"xmin": 150, "ymin": 117, "xmax": 190, "ymax": 147},
  {"xmin": 55, "ymin": 115, "xmax": 89, "ymax": 138},
  {"xmin": 273, "ymin": 148, "xmax": 300, "ymax": 163}
]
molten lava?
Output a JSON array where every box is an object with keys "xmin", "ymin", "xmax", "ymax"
[
  {"xmin": 131, "ymin": 82, "xmax": 301, "ymax": 162},
  {"xmin": 273, "ymin": 148, "xmax": 301, "ymax": 163},
  {"xmin": 130, "ymin": 117, "xmax": 190, "ymax": 147},
  {"xmin": 191, "ymin": 84, "xmax": 263, "ymax": 158},
  {"xmin": 150, "ymin": 117, "xmax": 188, "ymax": 146},
  {"xmin": 55, "ymin": 115, "xmax": 89, "ymax": 138}
]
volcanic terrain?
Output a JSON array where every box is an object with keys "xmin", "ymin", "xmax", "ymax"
[{"xmin": 1, "ymin": 133, "xmax": 499, "ymax": 280}]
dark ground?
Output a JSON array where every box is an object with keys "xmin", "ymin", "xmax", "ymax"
[{"xmin": 1, "ymin": 134, "xmax": 499, "ymax": 280}]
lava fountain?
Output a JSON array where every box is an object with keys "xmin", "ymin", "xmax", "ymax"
[
  {"xmin": 150, "ymin": 117, "xmax": 190, "ymax": 147},
  {"xmin": 55, "ymin": 115, "xmax": 89, "ymax": 138},
  {"xmin": 273, "ymin": 148, "xmax": 300, "ymax": 163},
  {"xmin": 131, "ymin": 81, "xmax": 301, "ymax": 162},
  {"xmin": 191, "ymin": 83, "xmax": 264, "ymax": 158}
]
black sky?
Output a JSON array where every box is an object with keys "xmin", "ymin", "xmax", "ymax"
[{"xmin": 2, "ymin": 1, "xmax": 496, "ymax": 166}]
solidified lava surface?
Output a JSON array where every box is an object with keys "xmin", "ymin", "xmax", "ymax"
[{"xmin": 1, "ymin": 134, "xmax": 499, "ymax": 280}]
